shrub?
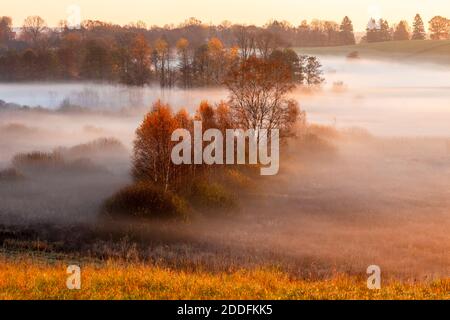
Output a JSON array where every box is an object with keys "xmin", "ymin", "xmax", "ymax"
[
  {"xmin": 188, "ymin": 180, "xmax": 237, "ymax": 212},
  {"xmin": 103, "ymin": 182, "xmax": 189, "ymax": 221},
  {"xmin": 68, "ymin": 137, "xmax": 126, "ymax": 158},
  {"xmin": 11, "ymin": 151, "xmax": 107, "ymax": 174},
  {"xmin": 347, "ymin": 51, "xmax": 360, "ymax": 59},
  {"xmin": 0, "ymin": 168, "xmax": 24, "ymax": 181},
  {"xmin": 12, "ymin": 151, "xmax": 65, "ymax": 171}
]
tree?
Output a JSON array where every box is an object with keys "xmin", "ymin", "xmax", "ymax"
[
  {"xmin": 393, "ymin": 21, "xmax": 410, "ymax": 41},
  {"xmin": 0, "ymin": 17, "xmax": 14, "ymax": 46},
  {"xmin": 429, "ymin": 16, "xmax": 449, "ymax": 40},
  {"xmin": 305, "ymin": 56, "xmax": 324, "ymax": 85},
  {"xmin": 22, "ymin": 16, "xmax": 48, "ymax": 49},
  {"xmin": 207, "ymin": 37, "xmax": 226, "ymax": 84},
  {"xmin": 366, "ymin": 18, "xmax": 380, "ymax": 43},
  {"xmin": 224, "ymin": 56, "xmax": 299, "ymax": 137},
  {"xmin": 379, "ymin": 19, "xmax": 392, "ymax": 42},
  {"xmin": 412, "ymin": 14, "xmax": 426, "ymax": 40},
  {"xmin": 129, "ymin": 34, "xmax": 152, "ymax": 86},
  {"xmin": 57, "ymin": 33, "xmax": 82, "ymax": 78},
  {"xmin": 269, "ymin": 49, "xmax": 306, "ymax": 84},
  {"xmin": 133, "ymin": 101, "xmax": 180, "ymax": 191},
  {"xmin": 255, "ymin": 30, "xmax": 279, "ymax": 59},
  {"xmin": 81, "ymin": 39, "xmax": 114, "ymax": 80},
  {"xmin": 176, "ymin": 38, "xmax": 191, "ymax": 88},
  {"xmin": 340, "ymin": 16, "xmax": 356, "ymax": 45},
  {"xmin": 154, "ymin": 38, "xmax": 170, "ymax": 87}
]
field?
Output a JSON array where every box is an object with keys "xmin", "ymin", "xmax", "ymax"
[
  {"xmin": 0, "ymin": 127, "xmax": 449, "ymax": 300},
  {"xmin": 296, "ymin": 40, "xmax": 450, "ymax": 65},
  {"xmin": 0, "ymin": 253, "xmax": 448, "ymax": 300},
  {"xmin": 1, "ymin": 39, "xmax": 450, "ymax": 301}
]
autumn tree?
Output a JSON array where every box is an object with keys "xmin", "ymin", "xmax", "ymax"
[
  {"xmin": 57, "ymin": 33, "xmax": 82, "ymax": 78},
  {"xmin": 379, "ymin": 19, "xmax": 392, "ymax": 42},
  {"xmin": 340, "ymin": 16, "xmax": 356, "ymax": 45},
  {"xmin": 233, "ymin": 25, "xmax": 255, "ymax": 59},
  {"xmin": 176, "ymin": 38, "xmax": 191, "ymax": 88},
  {"xmin": 393, "ymin": 21, "xmax": 410, "ymax": 41},
  {"xmin": 225, "ymin": 56, "xmax": 300, "ymax": 138},
  {"xmin": 133, "ymin": 101, "xmax": 180, "ymax": 191},
  {"xmin": 195, "ymin": 101, "xmax": 217, "ymax": 130},
  {"xmin": 412, "ymin": 14, "xmax": 426, "ymax": 40},
  {"xmin": 429, "ymin": 16, "xmax": 449, "ymax": 40},
  {"xmin": 128, "ymin": 34, "xmax": 152, "ymax": 86},
  {"xmin": 269, "ymin": 49, "xmax": 306, "ymax": 84},
  {"xmin": 207, "ymin": 37, "xmax": 226, "ymax": 84},
  {"xmin": 81, "ymin": 39, "xmax": 114, "ymax": 80},
  {"xmin": 154, "ymin": 38, "xmax": 171, "ymax": 87},
  {"xmin": 0, "ymin": 17, "xmax": 14, "ymax": 46}
]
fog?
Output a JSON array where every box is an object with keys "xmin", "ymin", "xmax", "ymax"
[
  {"xmin": 1, "ymin": 57, "xmax": 450, "ymax": 137},
  {"xmin": 0, "ymin": 56, "xmax": 449, "ymax": 279}
]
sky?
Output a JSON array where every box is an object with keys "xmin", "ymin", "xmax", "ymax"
[{"xmin": 1, "ymin": 0, "xmax": 449, "ymax": 31}]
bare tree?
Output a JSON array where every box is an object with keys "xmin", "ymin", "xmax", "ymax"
[
  {"xmin": 255, "ymin": 30, "xmax": 279, "ymax": 59},
  {"xmin": 225, "ymin": 57, "xmax": 300, "ymax": 138},
  {"xmin": 22, "ymin": 16, "xmax": 48, "ymax": 49},
  {"xmin": 233, "ymin": 25, "xmax": 256, "ymax": 59}
]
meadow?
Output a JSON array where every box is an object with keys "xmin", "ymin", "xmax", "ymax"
[
  {"xmin": 0, "ymin": 253, "xmax": 448, "ymax": 300},
  {"xmin": 296, "ymin": 40, "xmax": 450, "ymax": 65}
]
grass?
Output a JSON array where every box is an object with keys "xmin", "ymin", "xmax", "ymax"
[
  {"xmin": 295, "ymin": 40, "xmax": 450, "ymax": 65},
  {"xmin": 0, "ymin": 254, "xmax": 448, "ymax": 300}
]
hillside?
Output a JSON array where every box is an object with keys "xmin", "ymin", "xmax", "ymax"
[{"xmin": 296, "ymin": 40, "xmax": 450, "ymax": 66}]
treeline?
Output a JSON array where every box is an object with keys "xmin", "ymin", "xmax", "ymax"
[
  {"xmin": 364, "ymin": 14, "xmax": 449, "ymax": 42},
  {"xmin": 0, "ymin": 15, "xmax": 339, "ymax": 86}
]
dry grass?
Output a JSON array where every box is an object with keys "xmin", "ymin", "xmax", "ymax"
[{"xmin": 0, "ymin": 254, "xmax": 448, "ymax": 300}]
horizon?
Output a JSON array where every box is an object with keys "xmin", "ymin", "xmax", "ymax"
[{"xmin": 1, "ymin": 0, "xmax": 449, "ymax": 32}]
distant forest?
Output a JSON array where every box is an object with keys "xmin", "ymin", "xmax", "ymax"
[{"xmin": 0, "ymin": 14, "xmax": 448, "ymax": 86}]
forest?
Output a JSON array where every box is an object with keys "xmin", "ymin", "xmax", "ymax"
[{"xmin": 0, "ymin": 14, "xmax": 448, "ymax": 86}]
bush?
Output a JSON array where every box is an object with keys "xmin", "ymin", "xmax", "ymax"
[
  {"xmin": 12, "ymin": 151, "xmax": 65, "ymax": 171},
  {"xmin": 347, "ymin": 51, "xmax": 360, "ymax": 59},
  {"xmin": 11, "ymin": 151, "xmax": 107, "ymax": 174},
  {"xmin": 68, "ymin": 137, "xmax": 126, "ymax": 158},
  {"xmin": 0, "ymin": 168, "xmax": 24, "ymax": 181},
  {"xmin": 103, "ymin": 183, "xmax": 189, "ymax": 221},
  {"xmin": 188, "ymin": 180, "xmax": 237, "ymax": 212}
]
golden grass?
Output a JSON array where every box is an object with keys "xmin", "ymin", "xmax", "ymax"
[{"xmin": 0, "ymin": 255, "xmax": 448, "ymax": 300}]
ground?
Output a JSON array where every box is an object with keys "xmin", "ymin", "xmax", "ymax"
[{"xmin": 0, "ymin": 253, "xmax": 448, "ymax": 300}]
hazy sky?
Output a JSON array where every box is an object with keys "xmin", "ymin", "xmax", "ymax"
[{"xmin": 2, "ymin": 0, "xmax": 449, "ymax": 31}]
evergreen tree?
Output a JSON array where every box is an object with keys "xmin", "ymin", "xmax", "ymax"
[
  {"xmin": 340, "ymin": 16, "xmax": 356, "ymax": 45},
  {"xmin": 393, "ymin": 21, "xmax": 410, "ymax": 41},
  {"xmin": 305, "ymin": 56, "xmax": 324, "ymax": 85},
  {"xmin": 412, "ymin": 14, "xmax": 426, "ymax": 40},
  {"xmin": 366, "ymin": 18, "xmax": 380, "ymax": 43},
  {"xmin": 379, "ymin": 19, "xmax": 392, "ymax": 42}
]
